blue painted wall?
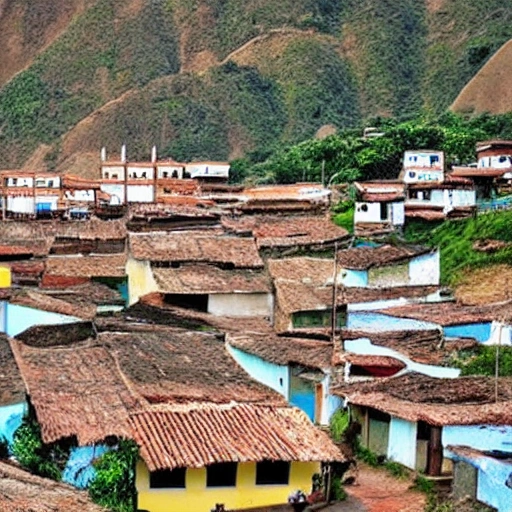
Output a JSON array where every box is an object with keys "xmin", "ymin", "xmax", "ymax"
[
  {"xmin": 0, "ymin": 402, "xmax": 26, "ymax": 446},
  {"xmin": 342, "ymin": 269, "xmax": 368, "ymax": 287},
  {"xmin": 289, "ymin": 375, "xmax": 315, "ymax": 422},
  {"xmin": 347, "ymin": 312, "xmax": 439, "ymax": 331},
  {"xmin": 226, "ymin": 346, "xmax": 289, "ymax": 399},
  {"xmin": 4, "ymin": 303, "xmax": 80, "ymax": 337},
  {"xmin": 444, "ymin": 323, "xmax": 491, "ymax": 343},
  {"xmin": 443, "ymin": 425, "xmax": 512, "ymax": 453},
  {"xmin": 62, "ymin": 445, "xmax": 110, "ymax": 489},
  {"xmin": 387, "ymin": 417, "xmax": 417, "ymax": 469}
]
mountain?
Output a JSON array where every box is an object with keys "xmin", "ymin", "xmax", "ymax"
[{"xmin": 0, "ymin": 0, "xmax": 511, "ymax": 175}]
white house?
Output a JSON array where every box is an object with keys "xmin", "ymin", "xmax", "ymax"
[
  {"xmin": 403, "ymin": 150, "xmax": 444, "ymax": 184},
  {"xmin": 185, "ymin": 161, "xmax": 230, "ymax": 181},
  {"xmin": 353, "ymin": 181, "xmax": 405, "ymax": 236}
]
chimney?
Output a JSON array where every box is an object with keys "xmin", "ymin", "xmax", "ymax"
[
  {"xmin": 121, "ymin": 144, "xmax": 127, "ymax": 163},
  {"xmin": 100, "ymin": 147, "xmax": 107, "ymax": 162},
  {"xmin": 151, "ymin": 146, "xmax": 157, "ymax": 163}
]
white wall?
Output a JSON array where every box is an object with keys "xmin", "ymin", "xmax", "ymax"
[
  {"xmin": 64, "ymin": 190, "xmax": 96, "ymax": 202},
  {"xmin": 127, "ymin": 165, "xmax": 154, "ymax": 179},
  {"xmin": 7, "ymin": 196, "xmax": 34, "ymax": 214},
  {"xmin": 35, "ymin": 176, "xmax": 60, "ymax": 188},
  {"xmin": 127, "ymin": 185, "xmax": 154, "ymax": 203},
  {"xmin": 444, "ymin": 189, "xmax": 476, "ymax": 208},
  {"xmin": 157, "ymin": 165, "xmax": 184, "ymax": 179},
  {"xmin": 355, "ymin": 202, "xmax": 386, "ymax": 223},
  {"xmin": 100, "ymin": 183, "xmax": 124, "ymax": 205},
  {"xmin": 5, "ymin": 177, "xmax": 33, "ymax": 187},
  {"xmin": 101, "ymin": 165, "xmax": 125, "ymax": 180},
  {"xmin": 478, "ymin": 155, "xmax": 512, "ymax": 169},
  {"xmin": 409, "ymin": 251, "xmax": 440, "ymax": 286},
  {"xmin": 403, "ymin": 151, "xmax": 444, "ymax": 172},
  {"xmin": 186, "ymin": 163, "xmax": 230, "ymax": 179},
  {"xmin": 343, "ymin": 337, "xmax": 460, "ymax": 378},
  {"xmin": 391, "ymin": 202, "xmax": 405, "ymax": 225},
  {"xmin": 207, "ymin": 293, "xmax": 273, "ymax": 318},
  {"xmin": 387, "ymin": 417, "xmax": 418, "ymax": 469},
  {"xmin": 35, "ymin": 195, "xmax": 59, "ymax": 211}
]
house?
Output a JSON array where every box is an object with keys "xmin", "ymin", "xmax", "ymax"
[
  {"xmin": 222, "ymin": 214, "xmax": 350, "ymax": 256},
  {"xmin": 447, "ymin": 445, "xmax": 512, "ymax": 512},
  {"xmin": 268, "ymin": 256, "xmax": 440, "ymax": 334},
  {"xmin": 405, "ymin": 176, "xmax": 476, "ymax": 221},
  {"xmin": 185, "ymin": 161, "xmax": 230, "ymax": 182},
  {"xmin": 126, "ymin": 231, "xmax": 267, "ymax": 313},
  {"xmin": 353, "ymin": 181, "xmax": 405, "ymax": 236},
  {"xmin": 10, "ymin": 321, "xmax": 343, "ymax": 512},
  {"xmin": 332, "ymin": 373, "xmax": 512, "ymax": 476},
  {"xmin": 62, "ymin": 175, "xmax": 101, "ymax": 219},
  {"xmin": 337, "ymin": 244, "xmax": 440, "ymax": 288},
  {"xmin": 0, "ymin": 460, "xmax": 106, "ymax": 512},
  {"xmin": 402, "ymin": 150, "xmax": 445, "ymax": 183},
  {"xmin": 0, "ymin": 170, "xmax": 36, "ymax": 218}
]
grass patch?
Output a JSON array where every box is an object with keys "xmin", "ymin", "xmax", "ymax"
[{"xmin": 384, "ymin": 461, "xmax": 409, "ymax": 479}]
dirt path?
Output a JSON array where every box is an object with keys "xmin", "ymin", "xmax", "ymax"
[{"xmin": 344, "ymin": 464, "xmax": 426, "ymax": 512}]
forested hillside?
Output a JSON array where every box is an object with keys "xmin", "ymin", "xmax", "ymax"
[{"xmin": 0, "ymin": 0, "xmax": 511, "ymax": 175}]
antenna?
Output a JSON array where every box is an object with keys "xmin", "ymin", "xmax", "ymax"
[{"xmin": 331, "ymin": 242, "xmax": 338, "ymax": 343}]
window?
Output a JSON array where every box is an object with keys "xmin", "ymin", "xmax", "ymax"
[
  {"xmin": 256, "ymin": 461, "xmax": 290, "ymax": 485},
  {"xmin": 112, "ymin": 174, "xmax": 118, "ymax": 179},
  {"xmin": 104, "ymin": 172, "xmax": 109, "ymax": 179},
  {"xmin": 360, "ymin": 203, "xmax": 368, "ymax": 212},
  {"xmin": 409, "ymin": 190, "xmax": 419, "ymax": 199},
  {"xmin": 149, "ymin": 468, "xmax": 186, "ymax": 489},
  {"xmin": 141, "ymin": 172, "xmax": 147, "ymax": 178},
  {"xmin": 380, "ymin": 202, "xmax": 388, "ymax": 221},
  {"xmin": 430, "ymin": 156, "xmax": 439, "ymax": 166},
  {"xmin": 423, "ymin": 190, "xmax": 431, "ymax": 201},
  {"xmin": 162, "ymin": 171, "xmax": 169, "ymax": 178},
  {"xmin": 48, "ymin": 180, "xmax": 54, "ymax": 188},
  {"xmin": 172, "ymin": 170, "xmax": 178, "ymax": 178},
  {"xmin": 11, "ymin": 178, "xmax": 17, "ymax": 186},
  {"xmin": 206, "ymin": 463, "xmax": 237, "ymax": 487}
]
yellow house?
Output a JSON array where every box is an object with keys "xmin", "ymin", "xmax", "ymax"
[{"xmin": 130, "ymin": 402, "xmax": 344, "ymax": 512}]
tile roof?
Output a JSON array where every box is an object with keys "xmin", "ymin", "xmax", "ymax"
[
  {"xmin": 129, "ymin": 231, "xmax": 263, "ymax": 267},
  {"xmin": 227, "ymin": 334, "xmax": 334, "ymax": 369},
  {"xmin": 354, "ymin": 181, "xmax": 405, "ymax": 202},
  {"xmin": 45, "ymin": 254, "xmax": 127, "ymax": 278},
  {"xmin": 0, "ymin": 335, "xmax": 25, "ymax": 406},
  {"xmin": 377, "ymin": 301, "xmax": 512, "ymax": 326},
  {"xmin": 10, "ymin": 337, "xmax": 139, "ymax": 445},
  {"xmin": 267, "ymin": 257, "xmax": 334, "ymax": 285},
  {"xmin": 332, "ymin": 372, "xmax": 512, "ymax": 426},
  {"xmin": 153, "ymin": 265, "xmax": 270, "ymax": 294},
  {"xmin": 336, "ymin": 244, "xmax": 433, "ymax": 270},
  {"xmin": 9, "ymin": 290, "xmax": 95, "ymax": 320},
  {"xmin": 130, "ymin": 402, "xmax": 344, "ymax": 471},
  {"xmin": 407, "ymin": 176, "xmax": 474, "ymax": 190},
  {"xmin": 100, "ymin": 329, "xmax": 280, "ymax": 405},
  {"xmin": 0, "ymin": 460, "xmax": 106, "ymax": 512},
  {"xmin": 222, "ymin": 215, "xmax": 349, "ymax": 249}
]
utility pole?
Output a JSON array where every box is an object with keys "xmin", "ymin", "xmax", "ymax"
[
  {"xmin": 331, "ymin": 242, "xmax": 338, "ymax": 343},
  {"xmin": 321, "ymin": 159, "xmax": 325, "ymax": 187}
]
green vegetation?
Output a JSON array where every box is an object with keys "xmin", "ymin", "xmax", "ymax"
[
  {"xmin": 452, "ymin": 345, "xmax": 512, "ymax": 377},
  {"xmin": 384, "ymin": 460, "xmax": 408, "ymax": 479},
  {"xmin": 329, "ymin": 409, "xmax": 350, "ymax": 442},
  {"xmin": 405, "ymin": 209, "xmax": 512, "ymax": 285},
  {"xmin": 12, "ymin": 415, "xmax": 70, "ymax": 480},
  {"xmin": 88, "ymin": 439, "xmax": 139, "ymax": 512},
  {"xmin": 414, "ymin": 474, "xmax": 435, "ymax": 494},
  {"xmin": 332, "ymin": 200, "xmax": 355, "ymax": 234}
]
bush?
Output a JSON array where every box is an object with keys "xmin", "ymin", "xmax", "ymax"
[
  {"xmin": 329, "ymin": 409, "xmax": 350, "ymax": 443},
  {"xmin": 88, "ymin": 439, "xmax": 139, "ymax": 512},
  {"xmin": 330, "ymin": 475, "xmax": 347, "ymax": 501},
  {"xmin": 12, "ymin": 416, "xmax": 70, "ymax": 480},
  {"xmin": 384, "ymin": 461, "xmax": 408, "ymax": 479}
]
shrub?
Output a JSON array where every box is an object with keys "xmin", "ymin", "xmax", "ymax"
[
  {"xmin": 88, "ymin": 439, "xmax": 138, "ymax": 512},
  {"xmin": 329, "ymin": 409, "xmax": 350, "ymax": 443}
]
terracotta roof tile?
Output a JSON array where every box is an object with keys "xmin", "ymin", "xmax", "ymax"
[
  {"xmin": 0, "ymin": 335, "xmax": 25, "ymax": 406},
  {"xmin": 45, "ymin": 254, "xmax": 127, "ymax": 278},
  {"xmin": 129, "ymin": 231, "xmax": 263, "ymax": 267},
  {"xmin": 332, "ymin": 372, "xmax": 512, "ymax": 426},
  {"xmin": 0, "ymin": 460, "xmax": 106, "ymax": 512},
  {"xmin": 130, "ymin": 402, "xmax": 344, "ymax": 471},
  {"xmin": 336, "ymin": 245, "xmax": 433, "ymax": 270},
  {"xmin": 354, "ymin": 181, "xmax": 405, "ymax": 202},
  {"xmin": 153, "ymin": 265, "xmax": 270, "ymax": 294},
  {"xmin": 222, "ymin": 215, "xmax": 349, "ymax": 248}
]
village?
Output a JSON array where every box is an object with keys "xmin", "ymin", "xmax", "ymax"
[{"xmin": 0, "ymin": 139, "xmax": 511, "ymax": 512}]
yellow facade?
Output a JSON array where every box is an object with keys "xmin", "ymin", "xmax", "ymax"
[
  {"xmin": 136, "ymin": 460, "xmax": 320, "ymax": 512},
  {"xmin": 126, "ymin": 257, "xmax": 159, "ymax": 305},
  {"xmin": 0, "ymin": 267, "xmax": 11, "ymax": 288}
]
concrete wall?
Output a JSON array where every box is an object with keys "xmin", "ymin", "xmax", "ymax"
[
  {"xmin": 127, "ymin": 185, "xmax": 154, "ymax": 203},
  {"xmin": 368, "ymin": 419, "xmax": 389, "ymax": 455},
  {"xmin": 443, "ymin": 425, "xmax": 512, "ymax": 453},
  {"xmin": 101, "ymin": 165, "xmax": 125, "ymax": 180},
  {"xmin": 227, "ymin": 346, "xmax": 289, "ymax": 399},
  {"xmin": 127, "ymin": 165, "xmax": 155, "ymax": 179},
  {"xmin": 387, "ymin": 418, "xmax": 417, "ymax": 469},
  {"xmin": 4, "ymin": 303, "xmax": 80, "ymax": 337},
  {"xmin": 157, "ymin": 165, "xmax": 184, "ymax": 179},
  {"xmin": 347, "ymin": 311, "xmax": 440, "ymax": 332},
  {"xmin": 444, "ymin": 323, "xmax": 491, "ymax": 343},
  {"xmin": 126, "ymin": 258, "xmax": 159, "ymax": 305},
  {"xmin": 368, "ymin": 262, "xmax": 409, "ymax": 287},
  {"xmin": 391, "ymin": 202, "xmax": 405, "ymax": 225},
  {"xmin": 208, "ymin": 293, "xmax": 272, "ymax": 318},
  {"xmin": 354, "ymin": 202, "xmax": 387, "ymax": 224},
  {"xmin": 137, "ymin": 460, "xmax": 319, "ymax": 512},
  {"xmin": 409, "ymin": 251, "xmax": 440, "ymax": 286},
  {"xmin": 342, "ymin": 269, "xmax": 368, "ymax": 287},
  {"xmin": 0, "ymin": 402, "xmax": 26, "ymax": 445},
  {"xmin": 445, "ymin": 189, "xmax": 476, "ymax": 208},
  {"xmin": 64, "ymin": 190, "xmax": 95, "ymax": 202},
  {"xmin": 7, "ymin": 196, "xmax": 34, "ymax": 214},
  {"xmin": 100, "ymin": 183, "xmax": 124, "ymax": 205},
  {"xmin": 452, "ymin": 460, "xmax": 478, "ymax": 501}
]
